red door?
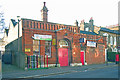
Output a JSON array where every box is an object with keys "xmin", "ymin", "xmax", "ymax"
[
  {"xmin": 81, "ymin": 51, "xmax": 84, "ymax": 65},
  {"xmin": 58, "ymin": 48, "xmax": 68, "ymax": 66}
]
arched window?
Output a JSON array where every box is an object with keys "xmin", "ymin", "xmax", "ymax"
[
  {"xmin": 110, "ymin": 36, "xmax": 113, "ymax": 45},
  {"xmin": 59, "ymin": 40, "xmax": 68, "ymax": 47},
  {"xmin": 114, "ymin": 37, "xmax": 116, "ymax": 46},
  {"xmin": 103, "ymin": 33, "xmax": 108, "ymax": 44}
]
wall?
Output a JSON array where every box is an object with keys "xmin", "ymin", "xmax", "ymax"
[
  {"xmin": 23, "ymin": 27, "xmax": 106, "ymax": 65},
  {"xmin": 86, "ymin": 44, "xmax": 105, "ymax": 64},
  {"xmin": 5, "ymin": 20, "xmax": 22, "ymax": 44},
  {"xmin": 100, "ymin": 31, "xmax": 117, "ymax": 52},
  {"xmin": 23, "ymin": 28, "xmax": 57, "ymax": 64}
]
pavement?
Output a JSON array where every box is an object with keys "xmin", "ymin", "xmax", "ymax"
[{"xmin": 2, "ymin": 62, "xmax": 118, "ymax": 79}]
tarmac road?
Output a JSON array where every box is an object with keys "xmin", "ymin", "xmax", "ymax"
[{"xmin": 37, "ymin": 65, "xmax": 118, "ymax": 78}]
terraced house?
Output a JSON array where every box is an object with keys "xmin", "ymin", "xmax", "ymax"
[
  {"xmin": 99, "ymin": 27, "xmax": 119, "ymax": 52},
  {"xmin": 3, "ymin": 2, "xmax": 106, "ymax": 69},
  {"xmin": 79, "ymin": 19, "xmax": 120, "ymax": 62}
]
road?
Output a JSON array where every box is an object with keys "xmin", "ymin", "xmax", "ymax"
[
  {"xmin": 2, "ymin": 62, "xmax": 119, "ymax": 80},
  {"xmin": 35, "ymin": 66, "xmax": 118, "ymax": 78}
]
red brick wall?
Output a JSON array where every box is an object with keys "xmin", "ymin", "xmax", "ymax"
[
  {"xmin": 22, "ymin": 19, "xmax": 106, "ymax": 65},
  {"xmin": 86, "ymin": 44, "xmax": 105, "ymax": 64},
  {"xmin": 23, "ymin": 28, "xmax": 57, "ymax": 64}
]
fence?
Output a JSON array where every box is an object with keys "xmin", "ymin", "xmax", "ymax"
[
  {"xmin": 2, "ymin": 51, "xmax": 26, "ymax": 69},
  {"xmin": 2, "ymin": 50, "xmax": 48, "ymax": 69},
  {"xmin": 107, "ymin": 52, "xmax": 120, "ymax": 62},
  {"xmin": 26, "ymin": 55, "xmax": 48, "ymax": 70}
]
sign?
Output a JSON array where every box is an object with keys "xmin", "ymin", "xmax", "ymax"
[
  {"xmin": 34, "ymin": 34, "xmax": 52, "ymax": 41},
  {"xmin": 25, "ymin": 48, "xmax": 31, "ymax": 52},
  {"xmin": 52, "ymin": 39, "xmax": 56, "ymax": 45},
  {"xmin": 79, "ymin": 38, "xmax": 86, "ymax": 43},
  {"xmin": 87, "ymin": 41, "xmax": 97, "ymax": 47}
]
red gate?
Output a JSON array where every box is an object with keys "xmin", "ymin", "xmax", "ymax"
[{"xmin": 58, "ymin": 48, "xmax": 68, "ymax": 66}]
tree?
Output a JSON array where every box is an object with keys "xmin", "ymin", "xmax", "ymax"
[
  {"xmin": 0, "ymin": 12, "xmax": 6, "ymax": 39},
  {"xmin": 0, "ymin": 12, "xmax": 5, "ymax": 31}
]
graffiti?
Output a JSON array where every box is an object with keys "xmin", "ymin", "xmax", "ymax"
[{"xmin": 95, "ymin": 49, "xmax": 99, "ymax": 57}]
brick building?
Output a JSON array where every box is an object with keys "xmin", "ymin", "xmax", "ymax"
[{"xmin": 4, "ymin": 2, "xmax": 106, "ymax": 68}]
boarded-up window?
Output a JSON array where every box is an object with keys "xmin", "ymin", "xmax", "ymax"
[
  {"xmin": 33, "ymin": 40, "xmax": 40, "ymax": 55},
  {"xmin": 45, "ymin": 41, "xmax": 51, "ymax": 57}
]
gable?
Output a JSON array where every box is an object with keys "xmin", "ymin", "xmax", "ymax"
[{"xmin": 56, "ymin": 28, "xmax": 74, "ymax": 35}]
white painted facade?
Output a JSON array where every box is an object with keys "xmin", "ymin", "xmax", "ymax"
[{"xmin": 3, "ymin": 19, "xmax": 22, "ymax": 46}]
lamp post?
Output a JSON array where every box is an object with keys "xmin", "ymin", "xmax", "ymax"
[
  {"xmin": 17, "ymin": 16, "xmax": 20, "ymax": 52},
  {"xmin": 17, "ymin": 16, "xmax": 20, "ymax": 68}
]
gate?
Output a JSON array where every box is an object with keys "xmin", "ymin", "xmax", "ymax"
[{"xmin": 26, "ymin": 55, "xmax": 48, "ymax": 69}]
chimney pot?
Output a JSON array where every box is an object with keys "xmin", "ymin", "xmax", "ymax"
[{"xmin": 44, "ymin": 2, "xmax": 46, "ymax": 6}]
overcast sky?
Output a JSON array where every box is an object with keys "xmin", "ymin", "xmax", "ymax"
[{"xmin": 0, "ymin": 0, "xmax": 119, "ymax": 28}]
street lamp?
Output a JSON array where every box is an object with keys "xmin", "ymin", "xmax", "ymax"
[{"xmin": 17, "ymin": 16, "xmax": 20, "ymax": 51}]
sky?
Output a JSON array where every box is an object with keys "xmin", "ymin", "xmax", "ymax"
[{"xmin": 0, "ymin": 0, "xmax": 119, "ymax": 38}]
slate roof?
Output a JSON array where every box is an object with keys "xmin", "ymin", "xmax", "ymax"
[
  {"xmin": 100, "ymin": 27, "xmax": 119, "ymax": 34},
  {"xmin": 42, "ymin": 6, "xmax": 48, "ymax": 12},
  {"xmin": 5, "ymin": 29, "xmax": 9, "ymax": 36},
  {"xmin": 11, "ymin": 19, "xmax": 17, "ymax": 27},
  {"xmin": 41, "ymin": 2, "xmax": 48, "ymax": 12},
  {"xmin": 80, "ymin": 30, "xmax": 98, "ymax": 35}
]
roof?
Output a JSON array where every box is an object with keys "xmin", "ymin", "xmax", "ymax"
[
  {"xmin": 21, "ymin": 18, "xmax": 78, "ymax": 27},
  {"xmin": 100, "ymin": 27, "xmax": 119, "ymax": 34},
  {"xmin": 80, "ymin": 30, "xmax": 98, "ymax": 35},
  {"xmin": 41, "ymin": 2, "xmax": 48, "ymax": 12},
  {"xmin": 5, "ymin": 29, "xmax": 9, "ymax": 36},
  {"xmin": 11, "ymin": 19, "xmax": 17, "ymax": 26}
]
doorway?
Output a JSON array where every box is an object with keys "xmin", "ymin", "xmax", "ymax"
[
  {"xmin": 58, "ymin": 48, "xmax": 68, "ymax": 66},
  {"xmin": 80, "ymin": 51, "xmax": 85, "ymax": 65}
]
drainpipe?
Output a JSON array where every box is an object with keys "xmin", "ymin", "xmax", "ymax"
[{"xmin": 55, "ymin": 31, "xmax": 58, "ymax": 67}]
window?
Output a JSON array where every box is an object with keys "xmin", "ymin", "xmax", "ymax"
[
  {"xmin": 114, "ymin": 37, "xmax": 116, "ymax": 46},
  {"xmin": 110, "ymin": 36, "xmax": 113, "ymax": 45},
  {"xmin": 59, "ymin": 40, "xmax": 68, "ymax": 47},
  {"xmin": 74, "ymin": 28, "xmax": 76, "ymax": 32},
  {"xmin": 37, "ymin": 23, "xmax": 38, "ymax": 28},
  {"xmin": 54, "ymin": 25, "xmax": 55, "ymax": 30},
  {"xmin": 33, "ymin": 40, "xmax": 40, "ymax": 55},
  {"xmin": 107, "ymin": 35, "xmax": 108, "ymax": 44},
  {"xmin": 57, "ymin": 25, "xmax": 58, "ymax": 30},
  {"xmin": 45, "ymin": 41, "xmax": 51, "ymax": 57},
  {"xmin": 85, "ymin": 27, "xmax": 89, "ymax": 31},
  {"xmin": 43, "ymin": 23, "xmax": 44, "ymax": 29},
  {"xmin": 40, "ymin": 23, "xmax": 41, "ymax": 29},
  {"xmin": 23, "ymin": 20, "xmax": 25, "ymax": 27},
  {"xmin": 46, "ymin": 24, "xmax": 47, "ymax": 30},
  {"xmin": 103, "ymin": 33, "xmax": 108, "ymax": 44},
  {"xmin": 30, "ymin": 22, "xmax": 32, "ymax": 28},
  {"xmin": 103, "ymin": 33, "xmax": 108, "ymax": 36},
  {"xmin": 34, "ymin": 22, "xmax": 35, "ymax": 28},
  {"xmin": 48, "ymin": 24, "xmax": 50, "ymax": 30},
  {"xmin": 27, "ymin": 21, "xmax": 29, "ymax": 27},
  {"xmin": 51, "ymin": 25, "xmax": 53, "ymax": 30},
  {"xmin": 73, "ymin": 28, "xmax": 74, "ymax": 32}
]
